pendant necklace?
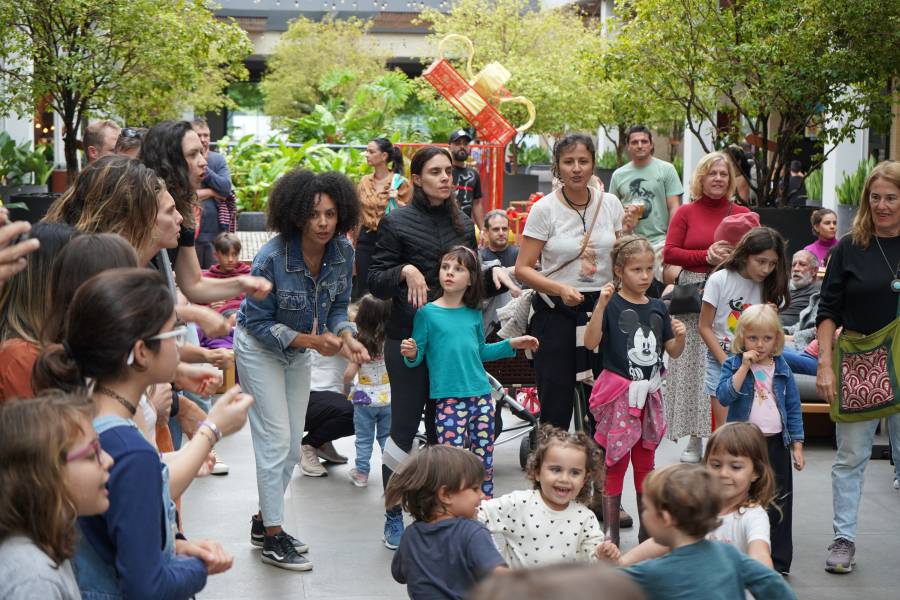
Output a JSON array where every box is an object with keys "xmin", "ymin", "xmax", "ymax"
[
  {"xmin": 873, "ymin": 236, "xmax": 900, "ymax": 293},
  {"xmin": 561, "ymin": 187, "xmax": 591, "ymax": 233}
]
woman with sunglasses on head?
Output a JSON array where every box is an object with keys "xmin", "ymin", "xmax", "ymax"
[
  {"xmin": 33, "ymin": 268, "xmax": 253, "ymax": 600},
  {"xmin": 0, "ymin": 393, "xmax": 113, "ymax": 600}
]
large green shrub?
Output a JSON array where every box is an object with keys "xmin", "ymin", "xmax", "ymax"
[{"xmin": 836, "ymin": 157, "xmax": 877, "ymax": 206}]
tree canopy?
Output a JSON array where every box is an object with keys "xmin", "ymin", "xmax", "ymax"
[{"xmin": 0, "ymin": 0, "xmax": 252, "ymax": 177}]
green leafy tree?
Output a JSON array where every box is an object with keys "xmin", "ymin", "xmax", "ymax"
[
  {"xmin": 420, "ymin": 0, "xmax": 606, "ymax": 169},
  {"xmin": 608, "ymin": 0, "xmax": 899, "ymax": 205},
  {"xmin": 262, "ymin": 16, "xmax": 388, "ymax": 121},
  {"xmin": 0, "ymin": 0, "xmax": 252, "ymax": 179}
]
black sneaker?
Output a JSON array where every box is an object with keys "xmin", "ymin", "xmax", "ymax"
[
  {"xmin": 261, "ymin": 532, "xmax": 313, "ymax": 571},
  {"xmin": 250, "ymin": 514, "xmax": 309, "ymax": 553}
]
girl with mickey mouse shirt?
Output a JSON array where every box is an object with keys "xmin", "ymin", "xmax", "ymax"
[{"xmin": 585, "ymin": 235, "xmax": 686, "ymax": 547}]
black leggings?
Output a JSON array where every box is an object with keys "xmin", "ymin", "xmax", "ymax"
[
  {"xmin": 767, "ymin": 435, "xmax": 794, "ymax": 573},
  {"xmin": 352, "ymin": 229, "xmax": 377, "ymax": 301},
  {"xmin": 382, "ymin": 337, "xmax": 437, "ymax": 491},
  {"xmin": 302, "ymin": 391, "xmax": 355, "ymax": 447}
]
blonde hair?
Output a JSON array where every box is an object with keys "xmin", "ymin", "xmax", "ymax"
[
  {"xmin": 643, "ymin": 464, "xmax": 722, "ymax": 538},
  {"xmin": 851, "ymin": 161, "xmax": 900, "ymax": 248},
  {"xmin": 731, "ymin": 304, "xmax": 785, "ymax": 355},
  {"xmin": 689, "ymin": 152, "xmax": 737, "ymax": 200},
  {"xmin": 610, "ymin": 235, "xmax": 655, "ymax": 288}
]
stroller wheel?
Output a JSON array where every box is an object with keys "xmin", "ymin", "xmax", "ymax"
[{"xmin": 519, "ymin": 429, "xmax": 537, "ymax": 470}]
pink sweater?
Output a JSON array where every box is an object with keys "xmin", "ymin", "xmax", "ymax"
[
  {"xmin": 663, "ymin": 196, "xmax": 751, "ymax": 272},
  {"xmin": 804, "ymin": 238, "xmax": 838, "ymax": 264}
]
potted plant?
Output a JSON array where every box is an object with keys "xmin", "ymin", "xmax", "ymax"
[
  {"xmin": 594, "ymin": 149, "xmax": 620, "ymax": 190},
  {"xmin": 803, "ymin": 168, "xmax": 823, "ymax": 206},
  {"xmin": 0, "ymin": 133, "xmax": 57, "ymax": 223},
  {"xmin": 835, "ymin": 156, "xmax": 876, "ymax": 237}
]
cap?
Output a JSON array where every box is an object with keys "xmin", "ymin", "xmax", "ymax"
[
  {"xmin": 449, "ymin": 129, "xmax": 473, "ymax": 144},
  {"xmin": 713, "ymin": 212, "xmax": 761, "ymax": 246}
]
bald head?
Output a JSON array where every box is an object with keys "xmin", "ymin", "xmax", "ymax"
[{"xmin": 791, "ymin": 250, "xmax": 818, "ymax": 288}]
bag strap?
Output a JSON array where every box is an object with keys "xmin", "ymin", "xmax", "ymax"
[{"xmin": 545, "ymin": 189, "xmax": 604, "ymax": 278}]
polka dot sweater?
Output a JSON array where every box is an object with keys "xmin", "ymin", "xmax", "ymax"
[{"xmin": 476, "ymin": 489, "xmax": 604, "ymax": 569}]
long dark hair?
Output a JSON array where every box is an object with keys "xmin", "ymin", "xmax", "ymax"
[
  {"xmin": 434, "ymin": 246, "xmax": 484, "ymax": 308},
  {"xmin": 372, "ymin": 137, "xmax": 404, "ymax": 175},
  {"xmin": 354, "ymin": 294, "xmax": 391, "ymax": 357},
  {"xmin": 42, "ymin": 234, "xmax": 140, "ymax": 346},
  {"xmin": 718, "ymin": 226, "xmax": 790, "ymax": 308},
  {"xmin": 409, "ymin": 146, "xmax": 466, "ymax": 234},
  {"xmin": 141, "ymin": 120, "xmax": 196, "ymax": 227},
  {"xmin": 33, "ymin": 269, "xmax": 174, "ymax": 394}
]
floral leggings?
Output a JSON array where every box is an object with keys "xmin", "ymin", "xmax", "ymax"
[{"xmin": 435, "ymin": 394, "xmax": 495, "ymax": 497}]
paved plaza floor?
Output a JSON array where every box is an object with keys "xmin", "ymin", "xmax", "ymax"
[{"xmin": 183, "ymin": 409, "xmax": 900, "ymax": 599}]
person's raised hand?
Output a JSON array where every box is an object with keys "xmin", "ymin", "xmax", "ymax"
[
  {"xmin": 671, "ymin": 318, "xmax": 686, "ymax": 339},
  {"xmin": 175, "ymin": 364, "xmax": 223, "ymax": 395},
  {"xmin": 559, "ymin": 285, "xmax": 584, "ymax": 307},
  {"xmin": 509, "ymin": 335, "xmax": 539, "ymax": 351},
  {"xmin": 206, "ymin": 385, "xmax": 253, "ymax": 437},
  {"xmin": 706, "ymin": 241, "xmax": 734, "ymax": 266},
  {"xmin": 238, "ymin": 275, "xmax": 272, "ymax": 300},
  {"xmin": 148, "ymin": 384, "xmax": 174, "ymax": 420},
  {"xmin": 0, "ymin": 219, "xmax": 39, "ymax": 283},
  {"xmin": 596, "ymin": 282, "xmax": 616, "ymax": 309},
  {"xmin": 204, "ymin": 348, "xmax": 234, "ymax": 369},
  {"xmin": 491, "ymin": 265, "xmax": 519, "ymax": 296},
  {"xmin": 741, "ymin": 350, "xmax": 760, "ymax": 366},
  {"xmin": 402, "ymin": 264, "xmax": 429, "ymax": 308},
  {"xmin": 400, "ymin": 337, "xmax": 418, "ymax": 359}
]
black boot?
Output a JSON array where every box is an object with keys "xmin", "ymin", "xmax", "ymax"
[
  {"xmin": 602, "ymin": 494, "xmax": 621, "ymax": 547},
  {"xmin": 636, "ymin": 493, "xmax": 649, "ymax": 543}
]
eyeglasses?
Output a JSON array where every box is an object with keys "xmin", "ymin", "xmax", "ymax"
[
  {"xmin": 120, "ymin": 127, "xmax": 145, "ymax": 140},
  {"xmin": 147, "ymin": 325, "xmax": 188, "ymax": 348},
  {"xmin": 868, "ymin": 194, "xmax": 899, "ymax": 206},
  {"xmin": 66, "ymin": 438, "xmax": 102, "ymax": 466}
]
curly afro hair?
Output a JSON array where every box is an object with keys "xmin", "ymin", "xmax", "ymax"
[{"xmin": 267, "ymin": 169, "xmax": 359, "ymax": 236}]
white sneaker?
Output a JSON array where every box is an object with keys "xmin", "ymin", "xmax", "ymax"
[
  {"xmin": 348, "ymin": 468, "xmax": 369, "ymax": 487},
  {"xmin": 210, "ymin": 450, "xmax": 229, "ymax": 476},
  {"xmin": 299, "ymin": 444, "xmax": 327, "ymax": 477},
  {"xmin": 893, "ymin": 477, "xmax": 899, "ymax": 490},
  {"xmin": 680, "ymin": 436, "xmax": 702, "ymax": 463}
]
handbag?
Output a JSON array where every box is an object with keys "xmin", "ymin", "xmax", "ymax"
[
  {"xmin": 831, "ymin": 295, "xmax": 900, "ymax": 422},
  {"xmin": 384, "ymin": 174, "xmax": 405, "ymax": 216}
]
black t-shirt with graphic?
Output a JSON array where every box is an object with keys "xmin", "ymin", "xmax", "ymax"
[
  {"xmin": 601, "ymin": 293, "xmax": 674, "ymax": 381},
  {"xmin": 452, "ymin": 166, "xmax": 483, "ymax": 217}
]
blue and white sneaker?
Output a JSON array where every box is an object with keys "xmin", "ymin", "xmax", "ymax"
[{"xmin": 383, "ymin": 510, "xmax": 405, "ymax": 550}]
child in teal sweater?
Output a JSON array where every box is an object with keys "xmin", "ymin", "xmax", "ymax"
[{"xmin": 402, "ymin": 246, "xmax": 538, "ymax": 497}]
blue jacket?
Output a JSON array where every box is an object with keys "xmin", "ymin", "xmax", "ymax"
[
  {"xmin": 716, "ymin": 354, "xmax": 804, "ymax": 447},
  {"xmin": 237, "ymin": 233, "xmax": 355, "ymax": 355}
]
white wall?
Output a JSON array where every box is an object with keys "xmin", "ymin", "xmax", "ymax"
[
  {"xmin": 822, "ymin": 122, "xmax": 868, "ymax": 211},
  {"xmin": 682, "ymin": 119, "xmax": 715, "ymax": 200}
]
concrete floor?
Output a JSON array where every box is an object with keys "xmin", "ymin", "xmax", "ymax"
[{"xmin": 182, "ymin": 410, "xmax": 900, "ymax": 599}]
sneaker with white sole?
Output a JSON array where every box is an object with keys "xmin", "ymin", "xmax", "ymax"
[
  {"xmin": 250, "ymin": 514, "xmax": 309, "ymax": 553},
  {"xmin": 348, "ymin": 468, "xmax": 368, "ymax": 487},
  {"xmin": 680, "ymin": 435, "xmax": 702, "ymax": 463},
  {"xmin": 210, "ymin": 450, "xmax": 229, "ymax": 476},
  {"xmin": 299, "ymin": 444, "xmax": 327, "ymax": 477},
  {"xmin": 316, "ymin": 441, "xmax": 348, "ymax": 464},
  {"xmin": 825, "ymin": 537, "xmax": 855, "ymax": 573},
  {"xmin": 261, "ymin": 532, "xmax": 313, "ymax": 571},
  {"xmin": 893, "ymin": 477, "xmax": 899, "ymax": 490},
  {"xmin": 384, "ymin": 509, "xmax": 404, "ymax": 550}
]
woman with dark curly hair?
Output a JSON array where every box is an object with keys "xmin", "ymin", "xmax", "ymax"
[{"xmin": 234, "ymin": 168, "xmax": 369, "ymax": 572}]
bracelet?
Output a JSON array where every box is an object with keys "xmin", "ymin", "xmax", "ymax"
[
  {"xmin": 197, "ymin": 427, "xmax": 216, "ymax": 447},
  {"xmin": 198, "ymin": 420, "xmax": 222, "ymax": 442}
]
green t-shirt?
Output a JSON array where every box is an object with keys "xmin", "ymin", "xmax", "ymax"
[{"xmin": 609, "ymin": 157, "xmax": 683, "ymax": 245}]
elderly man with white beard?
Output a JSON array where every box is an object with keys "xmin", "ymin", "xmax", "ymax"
[{"xmin": 781, "ymin": 250, "xmax": 820, "ymax": 328}]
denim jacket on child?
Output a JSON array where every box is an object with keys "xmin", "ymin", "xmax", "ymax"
[
  {"xmin": 716, "ymin": 354, "xmax": 805, "ymax": 447},
  {"xmin": 237, "ymin": 233, "xmax": 355, "ymax": 355}
]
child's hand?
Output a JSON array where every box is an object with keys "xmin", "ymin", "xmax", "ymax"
[
  {"xmin": 594, "ymin": 540, "xmax": 621, "ymax": 562},
  {"xmin": 205, "ymin": 348, "xmax": 234, "ymax": 369},
  {"xmin": 596, "ymin": 282, "xmax": 615, "ymax": 308},
  {"xmin": 400, "ymin": 338, "xmax": 418, "ymax": 359},
  {"xmin": 792, "ymin": 442, "xmax": 805, "ymax": 471},
  {"xmin": 510, "ymin": 335, "xmax": 539, "ymax": 351},
  {"xmin": 741, "ymin": 350, "xmax": 760, "ymax": 366},
  {"xmin": 671, "ymin": 317, "xmax": 686, "ymax": 339}
]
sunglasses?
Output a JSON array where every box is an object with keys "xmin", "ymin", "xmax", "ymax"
[
  {"xmin": 120, "ymin": 127, "xmax": 145, "ymax": 139},
  {"xmin": 126, "ymin": 325, "xmax": 188, "ymax": 366},
  {"xmin": 66, "ymin": 438, "xmax": 102, "ymax": 466}
]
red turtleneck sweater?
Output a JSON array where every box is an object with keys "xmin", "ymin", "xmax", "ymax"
[{"xmin": 663, "ymin": 196, "xmax": 750, "ymax": 272}]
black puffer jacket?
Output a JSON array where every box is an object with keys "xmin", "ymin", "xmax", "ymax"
[{"xmin": 368, "ymin": 197, "xmax": 496, "ymax": 339}]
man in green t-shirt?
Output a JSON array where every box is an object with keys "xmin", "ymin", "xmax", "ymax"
[{"xmin": 610, "ymin": 125, "xmax": 684, "ymax": 290}]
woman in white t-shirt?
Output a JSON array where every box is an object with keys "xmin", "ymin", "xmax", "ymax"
[{"xmin": 516, "ymin": 134, "xmax": 631, "ymax": 431}]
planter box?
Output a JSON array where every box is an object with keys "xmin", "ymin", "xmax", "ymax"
[
  {"xmin": 502, "ymin": 173, "xmax": 539, "ymax": 207},
  {"xmin": 1, "ymin": 184, "xmax": 47, "ymax": 202},
  {"xmin": 595, "ymin": 167, "xmax": 615, "ymax": 191},
  {"xmin": 7, "ymin": 192, "xmax": 60, "ymax": 224},
  {"xmin": 836, "ymin": 205, "xmax": 858, "ymax": 238},
  {"xmin": 752, "ymin": 206, "xmax": 818, "ymax": 258},
  {"xmin": 237, "ymin": 211, "xmax": 267, "ymax": 232}
]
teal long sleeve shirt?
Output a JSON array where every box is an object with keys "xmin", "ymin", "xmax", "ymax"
[{"xmin": 404, "ymin": 303, "xmax": 514, "ymax": 399}]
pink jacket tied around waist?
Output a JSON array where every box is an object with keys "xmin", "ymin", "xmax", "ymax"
[{"xmin": 589, "ymin": 369, "xmax": 667, "ymax": 466}]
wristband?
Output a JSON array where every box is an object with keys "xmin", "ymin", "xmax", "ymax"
[{"xmin": 199, "ymin": 420, "xmax": 223, "ymax": 442}]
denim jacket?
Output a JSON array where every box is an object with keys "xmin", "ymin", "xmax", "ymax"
[
  {"xmin": 237, "ymin": 233, "xmax": 355, "ymax": 355},
  {"xmin": 716, "ymin": 354, "xmax": 805, "ymax": 447}
]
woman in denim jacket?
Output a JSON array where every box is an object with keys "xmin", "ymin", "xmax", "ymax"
[
  {"xmin": 234, "ymin": 169, "xmax": 369, "ymax": 572},
  {"xmin": 715, "ymin": 304, "xmax": 804, "ymax": 575}
]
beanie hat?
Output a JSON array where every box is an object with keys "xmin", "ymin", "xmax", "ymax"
[{"xmin": 714, "ymin": 212, "xmax": 760, "ymax": 246}]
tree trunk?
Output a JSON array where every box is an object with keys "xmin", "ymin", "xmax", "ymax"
[{"xmin": 508, "ymin": 141, "xmax": 519, "ymax": 175}]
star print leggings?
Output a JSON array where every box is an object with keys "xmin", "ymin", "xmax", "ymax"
[{"xmin": 435, "ymin": 394, "xmax": 495, "ymax": 497}]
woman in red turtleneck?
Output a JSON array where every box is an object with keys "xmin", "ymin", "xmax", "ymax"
[{"xmin": 662, "ymin": 152, "xmax": 750, "ymax": 462}]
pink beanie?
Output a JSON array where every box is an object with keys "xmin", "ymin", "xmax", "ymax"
[{"xmin": 714, "ymin": 212, "xmax": 761, "ymax": 246}]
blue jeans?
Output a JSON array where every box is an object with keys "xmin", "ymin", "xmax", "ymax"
[
  {"xmin": 353, "ymin": 404, "xmax": 391, "ymax": 475},
  {"xmin": 234, "ymin": 326, "xmax": 312, "ymax": 528},
  {"xmin": 832, "ymin": 412, "xmax": 900, "ymax": 541},
  {"xmin": 781, "ymin": 347, "xmax": 817, "ymax": 376}
]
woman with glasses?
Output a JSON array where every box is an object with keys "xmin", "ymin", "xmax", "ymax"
[
  {"xmin": 32, "ymin": 268, "xmax": 253, "ymax": 600},
  {"xmin": 0, "ymin": 393, "xmax": 112, "ymax": 600},
  {"xmin": 816, "ymin": 161, "xmax": 900, "ymax": 574}
]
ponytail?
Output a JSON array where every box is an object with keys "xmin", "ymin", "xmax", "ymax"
[{"xmin": 372, "ymin": 137, "xmax": 404, "ymax": 176}]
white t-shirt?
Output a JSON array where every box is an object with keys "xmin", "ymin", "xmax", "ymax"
[
  {"xmin": 702, "ymin": 269, "xmax": 762, "ymax": 352},
  {"xmin": 476, "ymin": 489, "xmax": 604, "ymax": 568},
  {"xmin": 706, "ymin": 505, "xmax": 770, "ymax": 554},
  {"xmin": 309, "ymin": 349, "xmax": 349, "ymax": 393},
  {"xmin": 523, "ymin": 189, "xmax": 623, "ymax": 291}
]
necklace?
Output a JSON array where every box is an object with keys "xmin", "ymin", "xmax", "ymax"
[
  {"xmin": 873, "ymin": 236, "xmax": 900, "ymax": 292},
  {"xmin": 561, "ymin": 187, "xmax": 591, "ymax": 233},
  {"xmin": 95, "ymin": 385, "xmax": 137, "ymax": 416}
]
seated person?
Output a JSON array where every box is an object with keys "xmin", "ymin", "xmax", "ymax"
[
  {"xmin": 780, "ymin": 250, "xmax": 820, "ymax": 329},
  {"xmin": 203, "ymin": 233, "xmax": 251, "ymax": 314},
  {"xmin": 480, "ymin": 210, "xmax": 520, "ymax": 338},
  {"xmin": 298, "ymin": 349, "xmax": 355, "ymax": 478}
]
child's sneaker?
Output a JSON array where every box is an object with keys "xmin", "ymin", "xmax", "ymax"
[
  {"xmin": 384, "ymin": 509, "xmax": 404, "ymax": 550},
  {"xmin": 348, "ymin": 468, "xmax": 368, "ymax": 487}
]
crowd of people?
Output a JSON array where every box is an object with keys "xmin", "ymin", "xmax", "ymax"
[{"xmin": 0, "ymin": 117, "xmax": 898, "ymax": 600}]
